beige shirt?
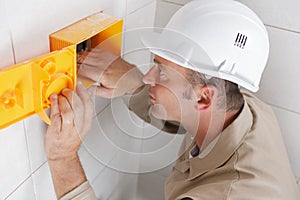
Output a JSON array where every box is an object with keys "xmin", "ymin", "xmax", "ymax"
[
  {"xmin": 63, "ymin": 88, "xmax": 300, "ymax": 200},
  {"xmin": 165, "ymin": 90, "xmax": 300, "ymax": 200},
  {"xmin": 60, "ymin": 181, "xmax": 97, "ymax": 200}
]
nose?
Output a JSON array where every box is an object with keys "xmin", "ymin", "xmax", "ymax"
[{"xmin": 142, "ymin": 65, "xmax": 159, "ymax": 87}]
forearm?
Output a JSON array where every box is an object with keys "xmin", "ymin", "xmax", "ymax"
[{"xmin": 48, "ymin": 155, "xmax": 87, "ymax": 199}]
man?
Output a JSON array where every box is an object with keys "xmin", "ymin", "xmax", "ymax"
[{"xmin": 45, "ymin": 0, "xmax": 300, "ymax": 199}]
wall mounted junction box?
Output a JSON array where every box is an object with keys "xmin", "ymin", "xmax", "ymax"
[
  {"xmin": 50, "ymin": 12, "xmax": 123, "ymax": 87},
  {"xmin": 0, "ymin": 12, "xmax": 123, "ymax": 130}
]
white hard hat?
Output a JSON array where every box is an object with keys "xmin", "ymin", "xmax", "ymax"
[{"xmin": 141, "ymin": 0, "xmax": 269, "ymax": 92}]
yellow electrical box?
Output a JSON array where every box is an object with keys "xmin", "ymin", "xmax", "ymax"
[
  {"xmin": 50, "ymin": 12, "xmax": 123, "ymax": 88},
  {"xmin": 0, "ymin": 12, "xmax": 123, "ymax": 130},
  {"xmin": 50, "ymin": 12, "xmax": 123, "ymax": 54},
  {"xmin": 0, "ymin": 45, "xmax": 76, "ymax": 129}
]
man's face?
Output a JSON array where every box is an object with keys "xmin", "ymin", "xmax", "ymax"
[{"xmin": 143, "ymin": 55, "xmax": 197, "ymax": 122}]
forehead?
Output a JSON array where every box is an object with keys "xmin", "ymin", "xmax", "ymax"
[{"xmin": 154, "ymin": 55, "xmax": 188, "ymax": 75}]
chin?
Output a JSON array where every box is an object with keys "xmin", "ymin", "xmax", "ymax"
[
  {"xmin": 150, "ymin": 104, "xmax": 168, "ymax": 120},
  {"xmin": 150, "ymin": 104, "xmax": 179, "ymax": 121}
]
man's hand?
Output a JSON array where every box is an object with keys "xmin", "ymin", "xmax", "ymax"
[
  {"xmin": 77, "ymin": 48, "xmax": 144, "ymax": 98},
  {"xmin": 45, "ymin": 81, "xmax": 93, "ymax": 162},
  {"xmin": 45, "ymin": 82, "xmax": 94, "ymax": 198}
]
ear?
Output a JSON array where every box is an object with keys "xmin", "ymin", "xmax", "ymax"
[{"xmin": 194, "ymin": 85, "xmax": 217, "ymax": 111}]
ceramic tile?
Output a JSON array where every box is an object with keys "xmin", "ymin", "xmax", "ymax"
[
  {"xmin": 0, "ymin": 1, "xmax": 14, "ymax": 68},
  {"xmin": 0, "ymin": 28, "xmax": 15, "ymax": 68},
  {"xmin": 82, "ymin": 102, "xmax": 121, "ymax": 169},
  {"xmin": 5, "ymin": 177, "xmax": 35, "ymax": 200},
  {"xmin": 123, "ymin": 1, "xmax": 156, "ymax": 74},
  {"xmin": 152, "ymin": 162, "xmax": 174, "ymax": 178},
  {"xmin": 125, "ymin": 0, "xmax": 156, "ymax": 30},
  {"xmin": 0, "ymin": 121, "xmax": 31, "ymax": 200},
  {"xmin": 103, "ymin": 98, "xmax": 144, "ymax": 173},
  {"xmin": 139, "ymin": 126, "xmax": 184, "ymax": 173},
  {"xmin": 136, "ymin": 172, "xmax": 166, "ymax": 200},
  {"xmin": 78, "ymin": 129, "xmax": 107, "ymax": 183},
  {"xmin": 122, "ymin": 27, "xmax": 154, "ymax": 74},
  {"xmin": 237, "ymin": 0, "xmax": 300, "ymax": 32},
  {"xmin": 103, "ymin": 0, "xmax": 126, "ymax": 18},
  {"xmin": 93, "ymin": 96, "xmax": 111, "ymax": 116},
  {"xmin": 108, "ymin": 172, "xmax": 139, "ymax": 200},
  {"xmin": 161, "ymin": 0, "xmax": 192, "ymax": 5},
  {"xmin": 154, "ymin": 0, "xmax": 182, "ymax": 28},
  {"xmin": 91, "ymin": 165, "xmax": 120, "ymax": 200},
  {"xmin": 32, "ymin": 162, "xmax": 56, "ymax": 200},
  {"xmin": 108, "ymin": 147, "xmax": 142, "ymax": 174},
  {"xmin": 126, "ymin": 0, "xmax": 155, "ymax": 15},
  {"xmin": 110, "ymin": 98, "xmax": 144, "ymax": 141},
  {"xmin": 4, "ymin": 0, "xmax": 112, "ymax": 63},
  {"xmin": 24, "ymin": 113, "xmax": 48, "ymax": 173},
  {"xmin": 271, "ymin": 106, "xmax": 300, "ymax": 178},
  {"xmin": 256, "ymin": 27, "xmax": 300, "ymax": 114}
]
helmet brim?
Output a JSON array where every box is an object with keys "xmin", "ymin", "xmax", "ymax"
[{"xmin": 140, "ymin": 28, "xmax": 259, "ymax": 92}]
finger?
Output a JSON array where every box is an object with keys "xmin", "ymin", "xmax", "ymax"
[
  {"xmin": 76, "ymin": 82, "xmax": 94, "ymax": 135},
  {"xmin": 48, "ymin": 94, "xmax": 62, "ymax": 133},
  {"xmin": 88, "ymin": 47, "xmax": 115, "ymax": 57},
  {"xmin": 78, "ymin": 63, "xmax": 104, "ymax": 82},
  {"xmin": 77, "ymin": 51, "xmax": 90, "ymax": 64},
  {"xmin": 78, "ymin": 49, "xmax": 118, "ymax": 67},
  {"xmin": 77, "ymin": 49, "xmax": 111, "ymax": 65},
  {"xmin": 61, "ymin": 88, "xmax": 84, "ymax": 134},
  {"xmin": 77, "ymin": 48, "xmax": 107, "ymax": 62},
  {"xmin": 77, "ymin": 51, "xmax": 101, "ymax": 65},
  {"xmin": 58, "ymin": 95, "xmax": 75, "ymax": 133}
]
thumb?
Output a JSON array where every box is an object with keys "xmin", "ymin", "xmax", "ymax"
[{"xmin": 48, "ymin": 94, "xmax": 62, "ymax": 133}]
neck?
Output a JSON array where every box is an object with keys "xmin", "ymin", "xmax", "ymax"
[{"xmin": 191, "ymin": 108, "xmax": 241, "ymax": 150}]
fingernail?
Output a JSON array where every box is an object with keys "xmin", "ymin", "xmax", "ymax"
[
  {"xmin": 50, "ymin": 94, "xmax": 58, "ymax": 100},
  {"xmin": 77, "ymin": 80, "xmax": 83, "ymax": 85}
]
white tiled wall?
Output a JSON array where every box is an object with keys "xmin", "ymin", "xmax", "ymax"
[
  {"xmin": 0, "ymin": 122, "xmax": 31, "ymax": 199},
  {"xmin": 0, "ymin": 0, "xmax": 157, "ymax": 199},
  {"xmin": 238, "ymin": 0, "xmax": 300, "ymax": 32}
]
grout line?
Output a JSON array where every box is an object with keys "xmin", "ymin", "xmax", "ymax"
[
  {"xmin": 22, "ymin": 120, "xmax": 34, "ymax": 173},
  {"xmin": 95, "ymin": 101, "xmax": 112, "ymax": 117},
  {"xmin": 30, "ymin": 160, "xmax": 49, "ymax": 200},
  {"xmin": 8, "ymin": 30, "xmax": 17, "ymax": 64},
  {"xmin": 267, "ymin": 102, "xmax": 300, "ymax": 115},
  {"xmin": 22, "ymin": 120, "xmax": 38, "ymax": 200},
  {"xmin": 160, "ymin": 0, "xmax": 186, "ymax": 6},
  {"xmin": 31, "ymin": 160, "xmax": 48, "ymax": 174},
  {"xmin": 4, "ymin": 124, "xmax": 47, "ymax": 199},
  {"xmin": 265, "ymin": 24, "xmax": 300, "ymax": 35},
  {"xmin": 127, "ymin": 0, "xmax": 156, "ymax": 15},
  {"xmin": 90, "ymin": 151, "xmax": 119, "ymax": 184},
  {"xmin": 4, "ymin": 174, "xmax": 33, "ymax": 200},
  {"xmin": 2, "ymin": 161, "xmax": 49, "ymax": 200}
]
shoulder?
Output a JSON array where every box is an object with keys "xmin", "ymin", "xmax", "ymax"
[{"xmin": 241, "ymin": 89, "xmax": 276, "ymax": 121}]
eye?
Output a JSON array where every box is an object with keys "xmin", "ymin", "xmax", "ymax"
[{"xmin": 158, "ymin": 64, "xmax": 167, "ymax": 77}]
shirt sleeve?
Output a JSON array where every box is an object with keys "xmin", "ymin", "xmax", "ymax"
[{"xmin": 60, "ymin": 181, "xmax": 97, "ymax": 200}]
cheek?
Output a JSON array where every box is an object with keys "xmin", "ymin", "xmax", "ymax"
[
  {"xmin": 155, "ymin": 85, "xmax": 182, "ymax": 109},
  {"xmin": 155, "ymin": 85, "xmax": 173, "ymax": 99}
]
